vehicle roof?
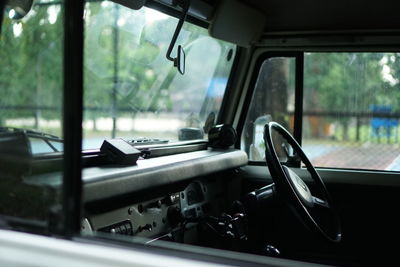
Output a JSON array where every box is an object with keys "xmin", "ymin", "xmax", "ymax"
[
  {"xmin": 244, "ymin": 0, "xmax": 400, "ymax": 34},
  {"xmin": 155, "ymin": 0, "xmax": 400, "ymax": 47}
]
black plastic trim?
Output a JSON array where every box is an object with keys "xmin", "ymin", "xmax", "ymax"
[
  {"xmin": 293, "ymin": 53, "xmax": 304, "ymax": 146},
  {"xmin": 62, "ymin": 0, "xmax": 84, "ymax": 236},
  {"xmin": 217, "ymin": 47, "xmax": 242, "ymax": 124},
  {"xmin": 146, "ymin": 0, "xmax": 208, "ymax": 28}
]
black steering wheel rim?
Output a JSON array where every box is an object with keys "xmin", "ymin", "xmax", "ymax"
[{"xmin": 264, "ymin": 121, "xmax": 341, "ymax": 243}]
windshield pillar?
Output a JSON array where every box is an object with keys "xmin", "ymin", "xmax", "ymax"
[{"xmin": 62, "ymin": 0, "xmax": 85, "ymax": 237}]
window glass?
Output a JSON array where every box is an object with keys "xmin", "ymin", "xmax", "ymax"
[
  {"xmin": 303, "ymin": 52, "xmax": 400, "ymax": 171},
  {"xmin": 83, "ymin": 2, "xmax": 236, "ymax": 149},
  {"xmin": 241, "ymin": 57, "xmax": 295, "ymax": 161},
  {"xmin": 0, "ymin": 1, "xmax": 63, "ymax": 224}
]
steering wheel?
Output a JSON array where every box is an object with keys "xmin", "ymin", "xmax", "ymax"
[{"xmin": 264, "ymin": 122, "xmax": 341, "ymax": 243}]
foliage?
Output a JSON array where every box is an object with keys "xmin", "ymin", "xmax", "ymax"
[
  {"xmin": 303, "ymin": 53, "xmax": 400, "ymax": 140},
  {"xmin": 0, "ymin": 4, "xmax": 63, "ymax": 123},
  {"xmin": 304, "ymin": 53, "xmax": 388, "ymax": 113},
  {"xmin": 1, "ymin": 2, "xmax": 235, "ymax": 133},
  {"xmin": 381, "ymin": 53, "xmax": 400, "ymax": 112}
]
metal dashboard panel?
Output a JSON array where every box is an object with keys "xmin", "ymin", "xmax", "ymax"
[{"xmin": 83, "ymin": 149, "xmax": 248, "ymax": 202}]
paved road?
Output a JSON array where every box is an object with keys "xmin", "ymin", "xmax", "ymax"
[{"xmin": 303, "ymin": 143, "xmax": 400, "ymax": 171}]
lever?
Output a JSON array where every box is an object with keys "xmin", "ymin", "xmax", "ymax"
[{"xmin": 200, "ymin": 213, "xmax": 247, "ymax": 240}]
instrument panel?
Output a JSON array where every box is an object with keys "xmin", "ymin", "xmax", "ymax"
[{"xmin": 82, "ymin": 179, "xmax": 225, "ymax": 242}]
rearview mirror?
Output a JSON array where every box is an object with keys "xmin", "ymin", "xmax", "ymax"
[
  {"xmin": 5, "ymin": 0, "xmax": 33, "ymax": 20},
  {"xmin": 175, "ymin": 45, "xmax": 185, "ymax": 75}
]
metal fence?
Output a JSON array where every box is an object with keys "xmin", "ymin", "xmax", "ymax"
[{"xmin": 302, "ymin": 110, "xmax": 400, "ymax": 143}]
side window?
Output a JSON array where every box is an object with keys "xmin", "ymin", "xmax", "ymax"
[
  {"xmin": 241, "ymin": 57, "xmax": 295, "ymax": 161},
  {"xmin": 0, "ymin": 1, "xmax": 64, "ymax": 226},
  {"xmin": 242, "ymin": 52, "xmax": 400, "ymax": 172},
  {"xmin": 303, "ymin": 52, "xmax": 400, "ymax": 172}
]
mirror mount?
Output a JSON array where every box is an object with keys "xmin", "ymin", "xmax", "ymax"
[{"xmin": 166, "ymin": 0, "xmax": 190, "ymax": 75}]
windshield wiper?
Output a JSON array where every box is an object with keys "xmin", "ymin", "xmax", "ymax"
[{"xmin": 0, "ymin": 127, "xmax": 63, "ymax": 152}]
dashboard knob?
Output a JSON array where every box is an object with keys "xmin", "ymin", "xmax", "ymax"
[{"xmin": 146, "ymin": 200, "xmax": 162, "ymax": 209}]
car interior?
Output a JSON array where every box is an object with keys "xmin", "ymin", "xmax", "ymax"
[{"xmin": 1, "ymin": 0, "xmax": 400, "ymax": 266}]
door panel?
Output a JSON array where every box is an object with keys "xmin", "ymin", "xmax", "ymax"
[{"xmin": 238, "ymin": 165, "xmax": 400, "ymax": 264}]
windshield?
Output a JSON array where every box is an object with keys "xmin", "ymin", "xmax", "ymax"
[
  {"xmin": 82, "ymin": 2, "xmax": 236, "ymax": 149},
  {"xmin": 0, "ymin": 1, "xmax": 236, "ymax": 153}
]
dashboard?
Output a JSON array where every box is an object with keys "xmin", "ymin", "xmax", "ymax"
[
  {"xmin": 83, "ymin": 179, "xmax": 228, "ymax": 243},
  {"xmin": 80, "ymin": 149, "xmax": 248, "ymax": 243}
]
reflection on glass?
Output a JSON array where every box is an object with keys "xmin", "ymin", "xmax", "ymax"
[
  {"xmin": 241, "ymin": 57, "xmax": 296, "ymax": 161},
  {"xmin": 83, "ymin": 3, "xmax": 236, "ymax": 149},
  {"xmin": 303, "ymin": 52, "xmax": 400, "ymax": 172}
]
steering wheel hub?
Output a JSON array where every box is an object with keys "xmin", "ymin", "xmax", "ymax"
[{"xmin": 282, "ymin": 165, "xmax": 314, "ymax": 208}]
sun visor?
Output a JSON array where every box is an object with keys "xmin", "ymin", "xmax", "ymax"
[
  {"xmin": 209, "ymin": 0, "xmax": 266, "ymax": 47},
  {"xmin": 111, "ymin": 0, "xmax": 146, "ymax": 10}
]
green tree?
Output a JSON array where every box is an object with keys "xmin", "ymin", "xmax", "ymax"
[
  {"xmin": 380, "ymin": 53, "xmax": 400, "ymax": 112},
  {"xmin": 304, "ymin": 53, "xmax": 385, "ymax": 140},
  {"xmin": 0, "ymin": 3, "xmax": 63, "ymax": 133}
]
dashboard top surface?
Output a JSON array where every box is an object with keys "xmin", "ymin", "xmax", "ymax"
[
  {"xmin": 25, "ymin": 149, "xmax": 248, "ymax": 202},
  {"xmin": 83, "ymin": 148, "xmax": 248, "ymax": 202}
]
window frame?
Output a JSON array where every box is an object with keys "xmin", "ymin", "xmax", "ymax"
[
  {"xmin": 62, "ymin": 0, "xmax": 84, "ymax": 237},
  {"xmin": 236, "ymin": 51, "xmax": 303, "ymax": 167},
  {"xmin": 61, "ymin": 0, "xmax": 240, "ymax": 237}
]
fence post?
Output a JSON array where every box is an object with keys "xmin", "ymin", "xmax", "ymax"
[
  {"xmin": 355, "ymin": 115, "xmax": 360, "ymax": 142},
  {"xmin": 34, "ymin": 108, "xmax": 40, "ymax": 129},
  {"xmin": 111, "ymin": 4, "xmax": 119, "ymax": 138}
]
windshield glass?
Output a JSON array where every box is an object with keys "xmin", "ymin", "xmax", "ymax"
[
  {"xmin": 0, "ymin": 0, "xmax": 63, "ymax": 155},
  {"xmin": 0, "ymin": 1, "xmax": 236, "ymax": 153},
  {"xmin": 0, "ymin": 0, "xmax": 64, "ymax": 225},
  {"xmin": 83, "ymin": 2, "xmax": 236, "ymax": 149}
]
